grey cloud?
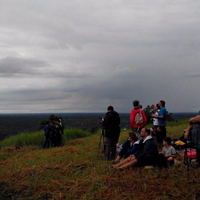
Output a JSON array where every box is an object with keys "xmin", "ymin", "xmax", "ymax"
[
  {"xmin": 0, "ymin": 87, "xmax": 81, "ymax": 103},
  {"xmin": 0, "ymin": 57, "xmax": 49, "ymax": 76},
  {"xmin": 0, "ymin": 57, "xmax": 89, "ymax": 79},
  {"xmin": 184, "ymin": 74, "xmax": 200, "ymax": 78},
  {"xmin": 0, "ymin": 0, "xmax": 200, "ymax": 113}
]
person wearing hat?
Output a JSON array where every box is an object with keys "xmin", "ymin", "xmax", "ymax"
[
  {"xmin": 130, "ymin": 100, "xmax": 147, "ymax": 139},
  {"xmin": 102, "ymin": 106, "xmax": 121, "ymax": 161}
]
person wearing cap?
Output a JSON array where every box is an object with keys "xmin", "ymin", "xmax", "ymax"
[
  {"xmin": 102, "ymin": 106, "xmax": 121, "ymax": 161},
  {"xmin": 130, "ymin": 100, "xmax": 147, "ymax": 139}
]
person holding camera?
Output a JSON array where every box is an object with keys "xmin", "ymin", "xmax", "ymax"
[{"xmin": 102, "ymin": 106, "xmax": 121, "ymax": 161}]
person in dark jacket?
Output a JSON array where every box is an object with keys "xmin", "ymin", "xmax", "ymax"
[
  {"xmin": 112, "ymin": 127, "xmax": 158, "ymax": 169},
  {"xmin": 102, "ymin": 106, "xmax": 121, "ymax": 161},
  {"xmin": 114, "ymin": 132, "xmax": 139, "ymax": 163}
]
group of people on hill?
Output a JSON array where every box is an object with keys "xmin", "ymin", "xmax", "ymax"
[
  {"xmin": 101, "ymin": 100, "xmax": 177, "ymax": 168},
  {"xmin": 112, "ymin": 129, "xmax": 176, "ymax": 169},
  {"xmin": 43, "ymin": 117, "xmax": 64, "ymax": 148},
  {"xmin": 42, "ymin": 99, "xmax": 200, "ymax": 168}
]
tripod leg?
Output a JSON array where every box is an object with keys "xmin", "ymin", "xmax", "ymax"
[{"xmin": 97, "ymin": 133, "xmax": 103, "ymax": 156}]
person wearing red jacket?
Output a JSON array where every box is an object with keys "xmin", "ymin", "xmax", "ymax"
[{"xmin": 130, "ymin": 100, "xmax": 147, "ymax": 139}]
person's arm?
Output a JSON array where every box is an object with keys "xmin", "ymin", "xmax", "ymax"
[
  {"xmin": 157, "ymin": 109, "xmax": 164, "ymax": 119},
  {"xmin": 165, "ymin": 154, "xmax": 176, "ymax": 158},
  {"xmin": 135, "ymin": 141, "xmax": 153, "ymax": 160},
  {"xmin": 122, "ymin": 140, "xmax": 129, "ymax": 148},
  {"xmin": 102, "ymin": 113, "xmax": 111, "ymax": 127},
  {"xmin": 152, "ymin": 112, "xmax": 163, "ymax": 119},
  {"xmin": 127, "ymin": 144, "xmax": 138, "ymax": 154},
  {"xmin": 189, "ymin": 115, "xmax": 200, "ymax": 124},
  {"xmin": 184, "ymin": 124, "xmax": 193, "ymax": 139},
  {"xmin": 166, "ymin": 146, "xmax": 177, "ymax": 158}
]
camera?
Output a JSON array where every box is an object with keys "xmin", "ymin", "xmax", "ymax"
[{"xmin": 99, "ymin": 117, "xmax": 103, "ymax": 124}]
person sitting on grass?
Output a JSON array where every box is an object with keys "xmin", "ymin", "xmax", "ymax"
[
  {"xmin": 112, "ymin": 127, "xmax": 158, "ymax": 169},
  {"xmin": 114, "ymin": 132, "xmax": 139, "ymax": 163},
  {"xmin": 162, "ymin": 137, "xmax": 176, "ymax": 166}
]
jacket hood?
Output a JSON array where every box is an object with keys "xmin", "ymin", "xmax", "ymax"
[
  {"xmin": 134, "ymin": 140, "xmax": 140, "ymax": 144},
  {"xmin": 143, "ymin": 135, "xmax": 153, "ymax": 143}
]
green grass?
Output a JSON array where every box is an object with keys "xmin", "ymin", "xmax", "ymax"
[
  {"xmin": 0, "ymin": 128, "xmax": 92, "ymax": 148},
  {"xmin": 1, "ymin": 120, "xmax": 200, "ymax": 200}
]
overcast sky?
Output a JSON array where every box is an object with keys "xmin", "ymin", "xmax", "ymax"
[{"xmin": 0, "ymin": 0, "xmax": 200, "ymax": 114}]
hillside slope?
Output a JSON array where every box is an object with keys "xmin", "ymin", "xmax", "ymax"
[{"xmin": 0, "ymin": 128, "xmax": 200, "ymax": 200}]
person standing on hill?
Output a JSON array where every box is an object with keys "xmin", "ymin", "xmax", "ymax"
[
  {"xmin": 102, "ymin": 106, "xmax": 121, "ymax": 161},
  {"xmin": 43, "ymin": 121, "xmax": 51, "ymax": 148},
  {"xmin": 152, "ymin": 100, "xmax": 167, "ymax": 146},
  {"xmin": 152, "ymin": 104, "xmax": 160, "ymax": 129},
  {"xmin": 130, "ymin": 100, "xmax": 147, "ymax": 139},
  {"xmin": 53, "ymin": 117, "xmax": 64, "ymax": 147}
]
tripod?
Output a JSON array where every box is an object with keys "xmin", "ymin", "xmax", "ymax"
[{"xmin": 97, "ymin": 127, "xmax": 105, "ymax": 157}]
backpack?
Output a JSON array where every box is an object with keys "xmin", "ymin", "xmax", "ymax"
[{"xmin": 135, "ymin": 109, "xmax": 144, "ymax": 125}]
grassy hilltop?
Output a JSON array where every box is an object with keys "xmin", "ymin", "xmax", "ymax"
[{"xmin": 1, "ymin": 121, "xmax": 200, "ymax": 200}]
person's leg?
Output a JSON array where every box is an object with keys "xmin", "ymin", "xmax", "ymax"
[
  {"xmin": 114, "ymin": 155, "xmax": 121, "ymax": 163},
  {"xmin": 112, "ymin": 156, "xmax": 130, "ymax": 168},
  {"xmin": 46, "ymin": 134, "xmax": 51, "ymax": 148},
  {"xmin": 104, "ymin": 137, "xmax": 112, "ymax": 160},
  {"xmin": 118, "ymin": 159, "xmax": 138, "ymax": 169},
  {"xmin": 160, "ymin": 126, "xmax": 166, "ymax": 139},
  {"xmin": 124, "ymin": 152, "xmax": 132, "ymax": 159},
  {"xmin": 168, "ymin": 159, "xmax": 174, "ymax": 166},
  {"xmin": 118, "ymin": 147, "xmax": 127, "ymax": 157},
  {"xmin": 43, "ymin": 136, "xmax": 48, "ymax": 148},
  {"xmin": 112, "ymin": 155, "xmax": 135, "ymax": 168},
  {"xmin": 105, "ymin": 145, "xmax": 111, "ymax": 160},
  {"xmin": 110, "ymin": 143, "xmax": 116, "ymax": 160}
]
